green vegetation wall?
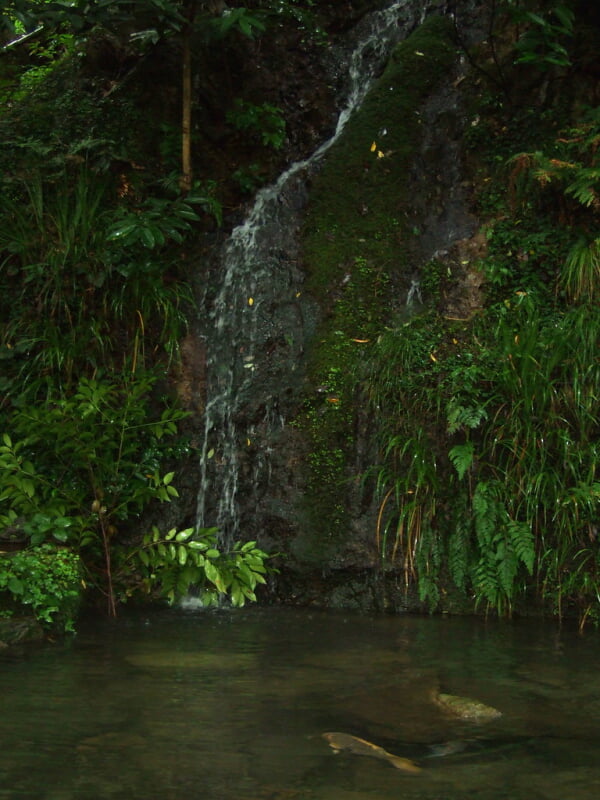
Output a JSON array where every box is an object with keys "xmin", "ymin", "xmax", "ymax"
[{"xmin": 295, "ymin": 3, "xmax": 600, "ymax": 627}]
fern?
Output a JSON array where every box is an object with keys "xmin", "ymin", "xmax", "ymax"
[
  {"xmin": 473, "ymin": 481, "xmax": 498, "ymax": 549},
  {"xmin": 496, "ymin": 538, "xmax": 518, "ymax": 598},
  {"xmin": 415, "ymin": 524, "xmax": 442, "ymax": 609},
  {"xmin": 448, "ymin": 513, "xmax": 471, "ymax": 591},
  {"xmin": 418, "ymin": 572, "xmax": 440, "ymax": 609},
  {"xmin": 447, "ymin": 399, "xmax": 487, "ymax": 434},
  {"xmin": 508, "ymin": 519, "xmax": 535, "ymax": 574},
  {"xmin": 473, "ymin": 557, "xmax": 500, "ymax": 608},
  {"xmin": 449, "ymin": 442, "xmax": 475, "ymax": 480},
  {"xmin": 565, "ymin": 167, "xmax": 600, "ymax": 207}
]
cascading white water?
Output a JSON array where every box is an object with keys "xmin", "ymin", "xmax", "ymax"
[
  {"xmin": 196, "ymin": 1, "xmax": 436, "ymax": 546},
  {"xmin": 406, "ymin": 278, "xmax": 423, "ymax": 308}
]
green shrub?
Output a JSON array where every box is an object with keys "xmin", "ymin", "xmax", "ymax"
[
  {"xmin": 226, "ymin": 99, "xmax": 286, "ymax": 149},
  {"xmin": 0, "ymin": 545, "xmax": 81, "ymax": 632},
  {"xmin": 0, "ymin": 370, "xmax": 190, "ymax": 615}
]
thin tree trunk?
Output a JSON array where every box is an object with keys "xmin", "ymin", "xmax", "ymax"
[{"xmin": 180, "ymin": 2, "xmax": 196, "ymax": 193}]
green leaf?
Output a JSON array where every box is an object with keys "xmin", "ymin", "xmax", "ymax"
[
  {"xmin": 204, "ymin": 560, "xmax": 219, "ymax": 586},
  {"xmin": 140, "ymin": 228, "xmax": 156, "ymax": 248},
  {"xmin": 188, "ymin": 540, "xmax": 207, "ymax": 550},
  {"xmin": 106, "ymin": 223, "xmax": 138, "ymax": 241},
  {"xmin": 174, "ymin": 207, "xmax": 199, "ymax": 221},
  {"xmin": 8, "ymin": 576, "xmax": 24, "ymax": 595}
]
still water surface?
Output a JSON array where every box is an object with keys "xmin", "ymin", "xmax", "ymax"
[{"xmin": 2, "ymin": 607, "xmax": 600, "ymax": 800}]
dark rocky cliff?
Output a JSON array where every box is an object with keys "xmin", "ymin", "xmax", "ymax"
[{"xmin": 181, "ymin": 2, "xmax": 493, "ymax": 611}]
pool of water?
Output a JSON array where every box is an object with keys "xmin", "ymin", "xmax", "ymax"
[{"xmin": 1, "ymin": 607, "xmax": 600, "ymax": 799}]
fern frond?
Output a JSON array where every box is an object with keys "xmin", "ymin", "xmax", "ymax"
[
  {"xmin": 473, "ymin": 557, "xmax": 499, "ymax": 606},
  {"xmin": 496, "ymin": 539, "xmax": 518, "ymax": 597},
  {"xmin": 508, "ymin": 519, "xmax": 535, "ymax": 574},
  {"xmin": 448, "ymin": 517, "xmax": 471, "ymax": 591},
  {"xmin": 447, "ymin": 399, "xmax": 487, "ymax": 434},
  {"xmin": 449, "ymin": 442, "xmax": 475, "ymax": 480}
]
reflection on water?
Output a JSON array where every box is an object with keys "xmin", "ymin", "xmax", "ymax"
[{"xmin": 1, "ymin": 608, "xmax": 600, "ymax": 799}]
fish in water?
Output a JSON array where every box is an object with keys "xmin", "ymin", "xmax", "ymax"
[
  {"xmin": 432, "ymin": 692, "xmax": 502, "ymax": 722},
  {"xmin": 427, "ymin": 739, "xmax": 470, "ymax": 758},
  {"xmin": 322, "ymin": 732, "xmax": 422, "ymax": 774}
]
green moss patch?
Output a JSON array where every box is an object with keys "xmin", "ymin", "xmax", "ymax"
[
  {"xmin": 296, "ymin": 16, "xmax": 459, "ymax": 561},
  {"xmin": 303, "ymin": 15, "xmax": 457, "ymax": 295}
]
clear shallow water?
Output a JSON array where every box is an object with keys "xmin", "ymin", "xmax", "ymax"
[{"xmin": 2, "ymin": 608, "xmax": 600, "ymax": 800}]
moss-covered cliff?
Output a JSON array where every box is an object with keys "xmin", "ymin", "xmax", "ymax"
[{"xmin": 289, "ymin": 14, "xmax": 460, "ymax": 578}]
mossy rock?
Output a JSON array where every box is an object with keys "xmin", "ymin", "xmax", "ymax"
[
  {"xmin": 0, "ymin": 616, "xmax": 45, "ymax": 647},
  {"xmin": 303, "ymin": 14, "xmax": 458, "ymax": 295},
  {"xmin": 295, "ymin": 15, "xmax": 459, "ymax": 567}
]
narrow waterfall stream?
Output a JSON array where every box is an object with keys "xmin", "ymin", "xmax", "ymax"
[{"xmin": 195, "ymin": 0, "xmax": 439, "ymax": 546}]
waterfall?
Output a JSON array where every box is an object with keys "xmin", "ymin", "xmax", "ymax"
[
  {"xmin": 196, "ymin": 1, "xmax": 436, "ymax": 547},
  {"xmin": 406, "ymin": 278, "xmax": 423, "ymax": 308}
]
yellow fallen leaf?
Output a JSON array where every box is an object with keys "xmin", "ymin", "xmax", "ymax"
[
  {"xmin": 377, "ymin": 150, "xmax": 385, "ymax": 158},
  {"xmin": 429, "ymin": 352, "xmax": 438, "ymax": 363},
  {"xmin": 370, "ymin": 141, "xmax": 377, "ymax": 152},
  {"xmin": 248, "ymin": 297, "xmax": 254, "ymax": 306},
  {"xmin": 415, "ymin": 50, "xmax": 425, "ymax": 56},
  {"xmin": 352, "ymin": 338, "xmax": 370, "ymax": 343}
]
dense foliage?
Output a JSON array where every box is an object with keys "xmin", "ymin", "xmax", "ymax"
[
  {"xmin": 2, "ymin": 0, "xmax": 598, "ymax": 629},
  {"xmin": 0, "ymin": 544, "xmax": 81, "ymax": 631},
  {"xmin": 359, "ymin": 1, "xmax": 600, "ymax": 626},
  {"xmin": 0, "ymin": 0, "xmax": 314, "ymax": 625}
]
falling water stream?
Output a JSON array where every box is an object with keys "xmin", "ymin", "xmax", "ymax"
[{"xmin": 195, "ymin": 0, "xmax": 441, "ymax": 545}]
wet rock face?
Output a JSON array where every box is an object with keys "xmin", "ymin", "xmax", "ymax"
[
  {"xmin": 184, "ymin": 2, "xmax": 493, "ymax": 611},
  {"xmin": 439, "ymin": 230, "xmax": 487, "ymax": 321}
]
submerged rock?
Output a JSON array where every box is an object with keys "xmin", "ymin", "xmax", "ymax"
[
  {"xmin": 125, "ymin": 649, "xmax": 254, "ymax": 671},
  {"xmin": 0, "ymin": 616, "xmax": 45, "ymax": 647}
]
